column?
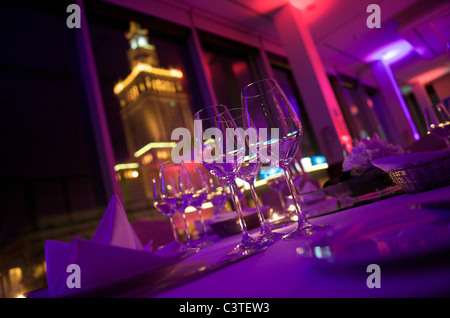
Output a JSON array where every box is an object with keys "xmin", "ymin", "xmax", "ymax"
[
  {"xmin": 371, "ymin": 60, "xmax": 419, "ymax": 146},
  {"xmin": 257, "ymin": 36, "xmax": 276, "ymax": 80},
  {"xmin": 272, "ymin": 3, "xmax": 351, "ymax": 165},
  {"xmin": 75, "ymin": 0, "xmax": 122, "ymax": 203},
  {"xmin": 186, "ymin": 12, "xmax": 218, "ymax": 110}
]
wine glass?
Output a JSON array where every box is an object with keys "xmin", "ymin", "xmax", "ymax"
[
  {"xmin": 228, "ymin": 108, "xmax": 282, "ymax": 245},
  {"xmin": 183, "ymin": 162, "xmax": 213, "ymax": 246},
  {"xmin": 194, "ymin": 104, "xmax": 264, "ymax": 256},
  {"xmin": 151, "ymin": 177, "xmax": 179, "ymax": 243},
  {"xmin": 160, "ymin": 162, "xmax": 195, "ymax": 247},
  {"xmin": 241, "ymin": 78, "xmax": 327, "ymax": 239}
]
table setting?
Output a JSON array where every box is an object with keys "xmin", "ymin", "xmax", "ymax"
[{"xmin": 26, "ymin": 79, "xmax": 450, "ymax": 298}]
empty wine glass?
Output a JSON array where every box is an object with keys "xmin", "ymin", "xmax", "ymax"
[
  {"xmin": 152, "ymin": 177, "xmax": 179, "ymax": 243},
  {"xmin": 228, "ymin": 108, "xmax": 282, "ymax": 245},
  {"xmin": 160, "ymin": 162, "xmax": 195, "ymax": 247},
  {"xmin": 183, "ymin": 162, "xmax": 213, "ymax": 246},
  {"xmin": 241, "ymin": 78, "xmax": 327, "ymax": 239},
  {"xmin": 194, "ymin": 104, "xmax": 264, "ymax": 256}
]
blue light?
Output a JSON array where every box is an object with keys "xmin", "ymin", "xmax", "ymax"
[
  {"xmin": 259, "ymin": 167, "xmax": 282, "ymax": 179},
  {"xmin": 311, "ymin": 156, "xmax": 326, "ymax": 165}
]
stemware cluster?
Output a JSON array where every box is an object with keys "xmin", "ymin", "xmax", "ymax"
[
  {"xmin": 193, "ymin": 78, "xmax": 327, "ymax": 256},
  {"xmin": 151, "ymin": 78, "xmax": 328, "ymax": 256},
  {"xmin": 152, "ymin": 161, "xmax": 215, "ymax": 250}
]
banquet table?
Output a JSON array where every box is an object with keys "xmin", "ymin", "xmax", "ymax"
[
  {"xmin": 27, "ymin": 185, "xmax": 450, "ymax": 299},
  {"xmin": 119, "ymin": 185, "xmax": 450, "ymax": 298}
]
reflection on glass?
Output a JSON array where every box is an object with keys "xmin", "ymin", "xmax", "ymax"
[
  {"xmin": 183, "ymin": 162, "xmax": 213, "ymax": 247},
  {"xmin": 160, "ymin": 162, "xmax": 194, "ymax": 247},
  {"xmin": 152, "ymin": 177, "xmax": 179, "ymax": 243}
]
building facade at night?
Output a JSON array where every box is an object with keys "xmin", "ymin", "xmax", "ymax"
[{"xmin": 113, "ymin": 22, "xmax": 195, "ymax": 208}]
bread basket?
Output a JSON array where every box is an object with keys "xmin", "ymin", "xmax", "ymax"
[{"xmin": 371, "ymin": 150, "xmax": 450, "ymax": 194}]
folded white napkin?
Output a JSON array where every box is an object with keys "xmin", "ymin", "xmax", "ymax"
[
  {"xmin": 371, "ymin": 149, "xmax": 450, "ymax": 172},
  {"xmin": 44, "ymin": 195, "xmax": 180, "ymax": 297},
  {"xmin": 91, "ymin": 194, "xmax": 146, "ymax": 250}
]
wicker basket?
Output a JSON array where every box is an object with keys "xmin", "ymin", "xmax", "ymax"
[
  {"xmin": 345, "ymin": 168, "xmax": 395, "ymax": 197},
  {"xmin": 388, "ymin": 156, "xmax": 450, "ymax": 193}
]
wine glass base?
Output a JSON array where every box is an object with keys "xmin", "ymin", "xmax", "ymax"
[
  {"xmin": 180, "ymin": 244, "xmax": 201, "ymax": 253},
  {"xmin": 193, "ymin": 237, "xmax": 214, "ymax": 248},
  {"xmin": 282, "ymin": 222, "xmax": 328, "ymax": 240},
  {"xmin": 256, "ymin": 229, "xmax": 283, "ymax": 247},
  {"xmin": 226, "ymin": 235, "xmax": 266, "ymax": 257},
  {"xmin": 153, "ymin": 240, "xmax": 200, "ymax": 258}
]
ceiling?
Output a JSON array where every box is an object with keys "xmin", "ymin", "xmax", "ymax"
[{"xmin": 177, "ymin": 0, "xmax": 450, "ymax": 88}]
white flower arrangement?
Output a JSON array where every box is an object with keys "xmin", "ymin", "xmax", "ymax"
[{"xmin": 342, "ymin": 136, "xmax": 404, "ymax": 176}]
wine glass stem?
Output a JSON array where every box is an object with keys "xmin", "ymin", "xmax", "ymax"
[
  {"xmin": 181, "ymin": 213, "xmax": 192, "ymax": 245},
  {"xmin": 169, "ymin": 216, "xmax": 178, "ymax": 242},
  {"xmin": 282, "ymin": 167, "xmax": 307, "ymax": 225},
  {"xmin": 249, "ymin": 182, "xmax": 270, "ymax": 232},
  {"xmin": 229, "ymin": 181, "xmax": 251, "ymax": 239},
  {"xmin": 197, "ymin": 208, "xmax": 209, "ymax": 238}
]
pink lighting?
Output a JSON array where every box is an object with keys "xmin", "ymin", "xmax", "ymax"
[
  {"xmin": 341, "ymin": 135, "xmax": 353, "ymax": 153},
  {"xmin": 289, "ymin": 0, "xmax": 315, "ymax": 10},
  {"xmin": 408, "ymin": 66, "xmax": 450, "ymax": 85},
  {"xmin": 364, "ymin": 40, "xmax": 414, "ymax": 64}
]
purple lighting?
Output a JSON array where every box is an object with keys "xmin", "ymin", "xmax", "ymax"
[{"xmin": 365, "ymin": 40, "xmax": 414, "ymax": 64}]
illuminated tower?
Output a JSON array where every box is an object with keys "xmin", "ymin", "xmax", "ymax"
[
  {"xmin": 114, "ymin": 22, "xmax": 194, "ymax": 208},
  {"xmin": 114, "ymin": 22, "xmax": 194, "ymax": 166}
]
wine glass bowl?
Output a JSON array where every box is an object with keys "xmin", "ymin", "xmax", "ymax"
[
  {"xmin": 160, "ymin": 162, "xmax": 195, "ymax": 247},
  {"xmin": 241, "ymin": 79, "xmax": 303, "ymax": 169},
  {"xmin": 182, "ymin": 162, "xmax": 213, "ymax": 246},
  {"xmin": 151, "ymin": 177, "xmax": 179, "ymax": 243}
]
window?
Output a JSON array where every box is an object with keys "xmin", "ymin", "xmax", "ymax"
[
  {"xmin": 85, "ymin": 0, "xmax": 200, "ymax": 210},
  {"xmin": 329, "ymin": 74, "xmax": 386, "ymax": 141},
  {"xmin": 269, "ymin": 54, "xmax": 320, "ymax": 158},
  {"xmin": 0, "ymin": 0, "xmax": 104, "ymax": 296},
  {"xmin": 85, "ymin": 0, "xmax": 198, "ymax": 161},
  {"xmin": 402, "ymin": 92, "xmax": 427, "ymax": 136},
  {"xmin": 199, "ymin": 31, "xmax": 261, "ymax": 109}
]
